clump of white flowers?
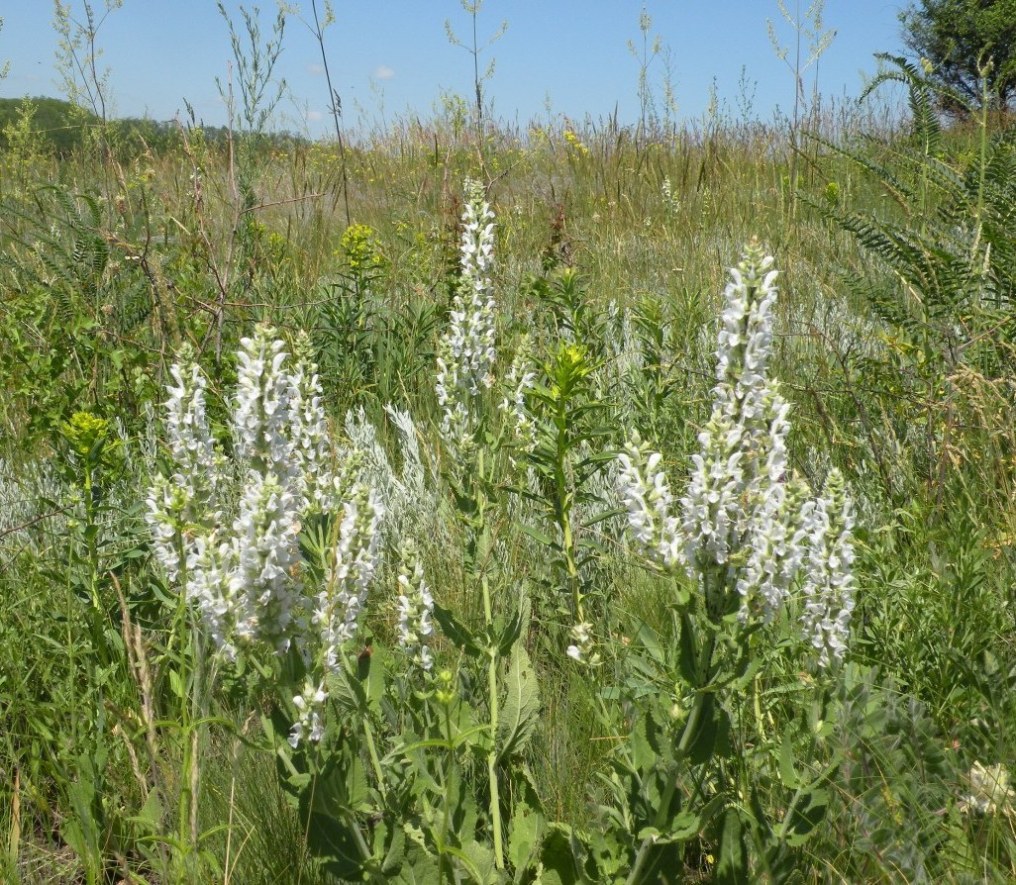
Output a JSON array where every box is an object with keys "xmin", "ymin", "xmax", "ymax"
[
  {"xmin": 435, "ymin": 178, "xmax": 497, "ymax": 453},
  {"xmin": 501, "ymin": 342, "xmax": 538, "ymax": 458},
  {"xmin": 796, "ymin": 469, "xmax": 856, "ymax": 667},
  {"xmin": 616, "ymin": 439, "xmax": 682, "ymax": 570},
  {"xmin": 395, "ymin": 539, "xmax": 435, "ymax": 671},
  {"xmin": 147, "ymin": 325, "xmax": 383, "ymax": 745},
  {"xmin": 960, "ymin": 762, "xmax": 1016, "ymax": 817},
  {"xmin": 566, "ymin": 621, "xmax": 599, "ymax": 666},
  {"xmin": 146, "ymin": 349, "xmax": 223, "ymax": 584},
  {"xmin": 615, "ymin": 243, "xmax": 856, "ymax": 667}
]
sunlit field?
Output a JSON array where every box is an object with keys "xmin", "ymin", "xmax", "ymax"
[{"xmin": 5, "ymin": 6, "xmax": 1016, "ymax": 881}]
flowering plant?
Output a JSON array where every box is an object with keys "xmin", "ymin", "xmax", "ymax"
[
  {"xmin": 147, "ymin": 327, "xmax": 383, "ymax": 748},
  {"xmin": 598, "ymin": 242, "xmax": 858, "ymax": 878}
]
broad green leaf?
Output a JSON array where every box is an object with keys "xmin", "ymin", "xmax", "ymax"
[
  {"xmin": 539, "ymin": 823, "xmax": 583, "ymax": 885},
  {"xmin": 508, "ymin": 802, "xmax": 543, "ymax": 879},
  {"xmin": 784, "ymin": 787, "xmax": 830, "ymax": 847},
  {"xmin": 497, "ymin": 644, "xmax": 540, "ymax": 763}
]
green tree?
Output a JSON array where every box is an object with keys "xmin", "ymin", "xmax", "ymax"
[{"xmin": 899, "ymin": 0, "xmax": 1016, "ymax": 111}]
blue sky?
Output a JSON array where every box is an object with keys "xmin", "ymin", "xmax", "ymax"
[{"xmin": 1, "ymin": 1, "xmax": 907, "ymax": 137}]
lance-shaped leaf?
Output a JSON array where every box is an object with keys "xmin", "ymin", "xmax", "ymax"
[{"xmin": 497, "ymin": 644, "xmax": 540, "ymax": 763}]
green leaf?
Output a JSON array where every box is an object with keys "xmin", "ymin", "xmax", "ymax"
[
  {"xmin": 539, "ymin": 823, "xmax": 584, "ymax": 885},
  {"xmin": 508, "ymin": 801, "xmax": 544, "ymax": 879},
  {"xmin": 784, "ymin": 787, "xmax": 830, "ymax": 847},
  {"xmin": 665, "ymin": 810, "xmax": 700, "ymax": 842},
  {"xmin": 778, "ymin": 733, "xmax": 800, "ymax": 790},
  {"xmin": 715, "ymin": 807, "xmax": 747, "ymax": 885},
  {"xmin": 497, "ymin": 644, "xmax": 540, "ymax": 763},
  {"xmin": 518, "ymin": 522, "xmax": 554, "ymax": 547},
  {"xmin": 434, "ymin": 603, "xmax": 482, "ymax": 655},
  {"xmin": 497, "ymin": 585, "xmax": 531, "ymax": 656},
  {"xmin": 392, "ymin": 844, "xmax": 441, "ymax": 884},
  {"xmin": 129, "ymin": 789, "xmax": 164, "ymax": 835},
  {"xmin": 636, "ymin": 623, "xmax": 665, "ymax": 666},
  {"xmin": 685, "ymin": 695, "xmax": 723, "ymax": 767},
  {"xmin": 168, "ymin": 667, "xmax": 184, "ymax": 700},
  {"xmin": 677, "ymin": 611, "xmax": 698, "ymax": 686}
]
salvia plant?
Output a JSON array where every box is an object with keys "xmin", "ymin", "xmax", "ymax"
[
  {"xmin": 141, "ymin": 176, "xmax": 860, "ymax": 881},
  {"xmin": 616, "ymin": 242, "xmax": 855, "ymax": 660},
  {"xmin": 149, "ymin": 325, "xmax": 388, "ymax": 747},
  {"xmin": 594, "ymin": 242, "xmax": 858, "ymax": 880}
]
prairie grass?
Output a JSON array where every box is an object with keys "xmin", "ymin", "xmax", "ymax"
[{"xmin": 3, "ymin": 90, "xmax": 1016, "ymax": 881}]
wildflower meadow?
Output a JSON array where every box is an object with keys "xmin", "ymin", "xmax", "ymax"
[{"xmin": 6, "ymin": 7, "xmax": 1016, "ymax": 884}]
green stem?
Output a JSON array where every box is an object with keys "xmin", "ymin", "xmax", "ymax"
[
  {"xmin": 482, "ymin": 566, "xmax": 505, "ymax": 869},
  {"xmin": 626, "ymin": 614, "xmax": 717, "ymax": 885},
  {"xmin": 339, "ymin": 657, "xmax": 387, "ymax": 801},
  {"xmin": 475, "ymin": 449, "xmax": 505, "ymax": 871}
]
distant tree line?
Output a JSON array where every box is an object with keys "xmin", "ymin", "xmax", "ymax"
[{"xmin": 0, "ymin": 96, "xmax": 308, "ymax": 157}]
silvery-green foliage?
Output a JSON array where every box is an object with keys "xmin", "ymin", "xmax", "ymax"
[
  {"xmin": 605, "ymin": 299, "xmax": 644, "ymax": 376},
  {"xmin": 344, "ymin": 404, "xmax": 440, "ymax": 543},
  {"xmin": 344, "ymin": 407, "xmax": 397, "ymax": 517},
  {"xmin": 0, "ymin": 457, "xmax": 60, "ymax": 535},
  {"xmin": 385, "ymin": 403, "xmax": 436, "ymax": 514}
]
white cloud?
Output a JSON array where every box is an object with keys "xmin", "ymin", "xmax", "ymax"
[
  {"xmin": 308, "ymin": 63, "xmax": 325, "ymax": 76},
  {"xmin": 306, "ymin": 110, "xmax": 323, "ymax": 122},
  {"xmin": 373, "ymin": 65, "xmax": 395, "ymax": 81}
]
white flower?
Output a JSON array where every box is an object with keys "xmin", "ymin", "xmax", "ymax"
[
  {"xmin": 233, "ymin": 329, "xmax": 300, "ymax": 487},
  {"xmin": 288, "ymin": 680, "xmax": 328, "ymax": 748},
  {"xmin": 396, "ymin": 540, "xmax": 435, "ymax": 671},
  {"xmin": 615, "ymin": 246, "xmax": 858, "ymax": 667},
  {"xmin": 435, "ymin": 179, "xmax": 497, "ymax": 450},
  {"xmin": 290, "ymin": 350, "xmax": 337, "ymax": 512},
  {"xmin": 148, "ymin": 325, "xmax": 385, "ymax": 672},
  {"xmin": 566, "ymin": 621, "xmax": 598, "ymax": 664},
  {"xmin": 960, "ymin": 762, "xmax": 1016, "ymax": 816},
  {"xmin": 796, "ymin": 469, "xmax": 855, "ymax": 667},
  {"xmin": 314, "ymin": 483, "xmax": 384, "ymax": 674},
  {"xmin": 615, "ymin": 435, "xmax": 683, "ymax": 570},
  {"xmin": 681, "ymin": 244, "xmax": 780, "ymax": 575},
  {"xmin": 228, "ymin": 470, "xmax": 305, "ymax": 653},
  {"xmin": 501, "ymin": 345, "xmax": 538, "ymax": 456},
  {"xmin": 146, "ymin": 353, "xmax": 221, "ymax": 583}
]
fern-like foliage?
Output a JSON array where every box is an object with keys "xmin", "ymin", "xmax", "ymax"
[{"xmin": 809, "ymin": 55, "xmax": 1016, "ymax": 379}]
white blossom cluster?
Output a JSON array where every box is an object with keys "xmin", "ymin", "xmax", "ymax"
[
  {"xmin": 615, "ymin": 245, "xmax": 856, "ymax": 666},
  {"xmin": 147, "ymin": 326, "xmax": 383, "ymax": 745},
  {"xmin": 616, "ymin": 434, "xmax": 682, "ymax": 570},
  {"xmin": 501, "ymin": 344, "xmax": 538, "ymax": 457},
  {"xmin": 289, "ymin": 679, "xmax": 327, "ymax": 748},
  {"xmin": 395, "ymin": 539, "xmax": 435, "ymax": 671},
  {"xmin": 960, "ymin": 762, "xmax": 1016, "ymax": 816},
  {"xmin": 566, "ymin": 621, "xmax": 599, "ymax": 665},
  {"xmin": 795, "ymin": 469, "xmax": 856, "ymax": 667},
  {"xmin": 681, "ymin": 245, "xmax": 787, "ymax": 578},
  {"xmin": 435, "ymin": 179, "xmax": 497, "ymax": 452},
  {"xmin": 314, "ymin": 481, "xmax": 384, "ymax": 672},
  {"xmin": 146, "ymin": 353, "xmax": 222, "ymax": 583}
]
